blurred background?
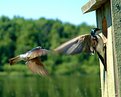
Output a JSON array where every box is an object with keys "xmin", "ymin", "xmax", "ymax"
[{"xmin": 0, "ymin": 0, "xmax": 101, "ymax": 97}]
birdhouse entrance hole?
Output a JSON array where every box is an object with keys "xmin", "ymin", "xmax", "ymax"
[
  {"xmin": 102, "ymin": 17, "xmax": 107, "ymax": 38},
  {"xmin": 102, "ymin": 17, "xmax": 107, "ymax": 71}
]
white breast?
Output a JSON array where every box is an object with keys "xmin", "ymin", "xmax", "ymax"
[
  {"xmin": 96, "ymin": 35, "xmax": 104, "ymax": 56},
  {"xmin": 20, "ymin": 53, "xmax": 29, "ymax": 59}
]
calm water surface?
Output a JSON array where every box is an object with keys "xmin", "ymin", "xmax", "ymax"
[{"xmin": 0, "ymin": 75, "xmax": 101, "ymax": 97}]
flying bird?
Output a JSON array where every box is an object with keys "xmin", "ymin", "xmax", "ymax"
[
  {"xmin": 54, "ymin": 28, "xmax": 107, "ymax": 71},
  {"xmin": 9, "ymin": 46, "xmax": 49, "ymax": 76}
]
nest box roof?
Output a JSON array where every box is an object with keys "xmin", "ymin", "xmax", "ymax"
[{"xmin": 81, "ymin": 0, "xmax": 108, "ymax": 13}]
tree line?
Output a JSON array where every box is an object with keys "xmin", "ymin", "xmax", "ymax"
[{"xmin": 0, "ymin": 16, "xmax": 99, "ymax": 75}]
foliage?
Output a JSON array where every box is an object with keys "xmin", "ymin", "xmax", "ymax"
[
  {"xmin": 0, "ymin": 75, "xmax": 101, "ymax": 97},
  {"xmin": 0, "ymin": 16, "xmax": 100, "ymax": 75}
]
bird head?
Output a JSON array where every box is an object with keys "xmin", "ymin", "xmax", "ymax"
[{"xmin": 91, "ymin": 28, "xmax": 101, "ymax": 37}]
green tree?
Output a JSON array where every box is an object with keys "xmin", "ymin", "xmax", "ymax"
[{"xmin": 0, "ymin": 16, "xmax": 99, "ymax": 75}]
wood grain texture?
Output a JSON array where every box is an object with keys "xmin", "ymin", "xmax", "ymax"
[
  {"xmin": 111, "ymin": 0, "xmax": 121, "ymax": 96},
  {"xmin": 107, "ymin": 26, "xmax": 115, "ymax": 97},
  {"xmin": 96, "ymin": 1, "xmax": 116, "ymax": 97},
  {"xmin": 81, "ymin": 0, "xmax": 107, "ymax": 13}
]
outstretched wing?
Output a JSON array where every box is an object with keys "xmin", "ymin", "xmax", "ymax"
[
  {"xmin": 54, "ymin": 34, "xmax": 91, "ymax": 55},
  {"xmin": 27, "ymin": 47, "xmax": 49, "ymax": 59},
  {"xmin": 26, "ymin": 57, "xmax": 48, "ymax": 76}
]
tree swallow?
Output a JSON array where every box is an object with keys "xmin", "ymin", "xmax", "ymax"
[
  {"xmin": 9, "ymin": 46, "xmax": 49, "ymax": 76},
  {"xmin": 54, "ymin": 28, "xmax": 107, "ymax": 71}
]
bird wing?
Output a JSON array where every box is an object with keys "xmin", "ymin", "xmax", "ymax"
[
  {"xmin": 54, "ymin": 34, "xmax": 91, "ymax": 55},
  {"xmin": 27, "ymin": 47, "xmax": 49, "ymax": 60},
  {"xmin": 99, "ymin": 33, "xmax": 107, "ymax": 44},
  {"xmin": 26, "ymin": 57, "xmax": 48, "ymax": 76}
]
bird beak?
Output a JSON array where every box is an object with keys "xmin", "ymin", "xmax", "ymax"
[
  {"xmin": 96, "ymin": 28, "xmax": 101, "ymax": 31},
  {"xmin": 96, "ymin": 28, "xmax": 102, "ymax": 33}
]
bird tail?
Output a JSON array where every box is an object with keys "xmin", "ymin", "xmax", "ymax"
[{"xmin": 9, "ymin": 56, "xmax": 21, "ymax": 65}]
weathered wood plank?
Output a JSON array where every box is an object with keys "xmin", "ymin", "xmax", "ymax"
[
  {"xmin": 111, "ymin": 0, "xmax": 121, "ymax": 96},
  {"xmin": 81, "ymin": 0, "xmax": 107, "ymax": 13},
  {"xmin": 96, "ymin": 1, "xmax": 116, "ymax": 97},
  {"xmin": 107, "ymin": 26, "xmax": 115, "ymax": 97}
]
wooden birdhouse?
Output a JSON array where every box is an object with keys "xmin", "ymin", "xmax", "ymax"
[{"xmin": 82, "ymin": 0, "xmax": 121, "ymax": 97}]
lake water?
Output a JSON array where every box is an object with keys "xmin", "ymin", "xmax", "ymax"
[{"xmin": 0, "ymin": 75, "xmax": 101, "ymax": 97}]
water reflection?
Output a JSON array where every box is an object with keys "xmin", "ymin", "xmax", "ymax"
[{"xmin": 0, "ymin": 75, "xmax": 101, "ymax": 97}]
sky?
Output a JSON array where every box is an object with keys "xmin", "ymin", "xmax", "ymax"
[{"xmin": 0, "ymin": 0, "xmax": 96, "ymax": 26}]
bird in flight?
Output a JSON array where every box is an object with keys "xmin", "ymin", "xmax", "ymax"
[
  {"xmin": 9, "ymin": 28, "xmax": 107, "ymax": 76},
  {"xmin": 9, "ymin": 46, "xmax": 49, "ymax": 76},
  {"xmin": 54, "ymin": 28, "xmax": 107, "ymax": 71}
]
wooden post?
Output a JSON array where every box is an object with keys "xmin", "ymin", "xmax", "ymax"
[
  {"xmin": 81, "ymin": 0, "xmax": 121, "ymax": 97},
  {"xmin": 111, "ymin": 0, "xmax": 121, "ymax": 96}
]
